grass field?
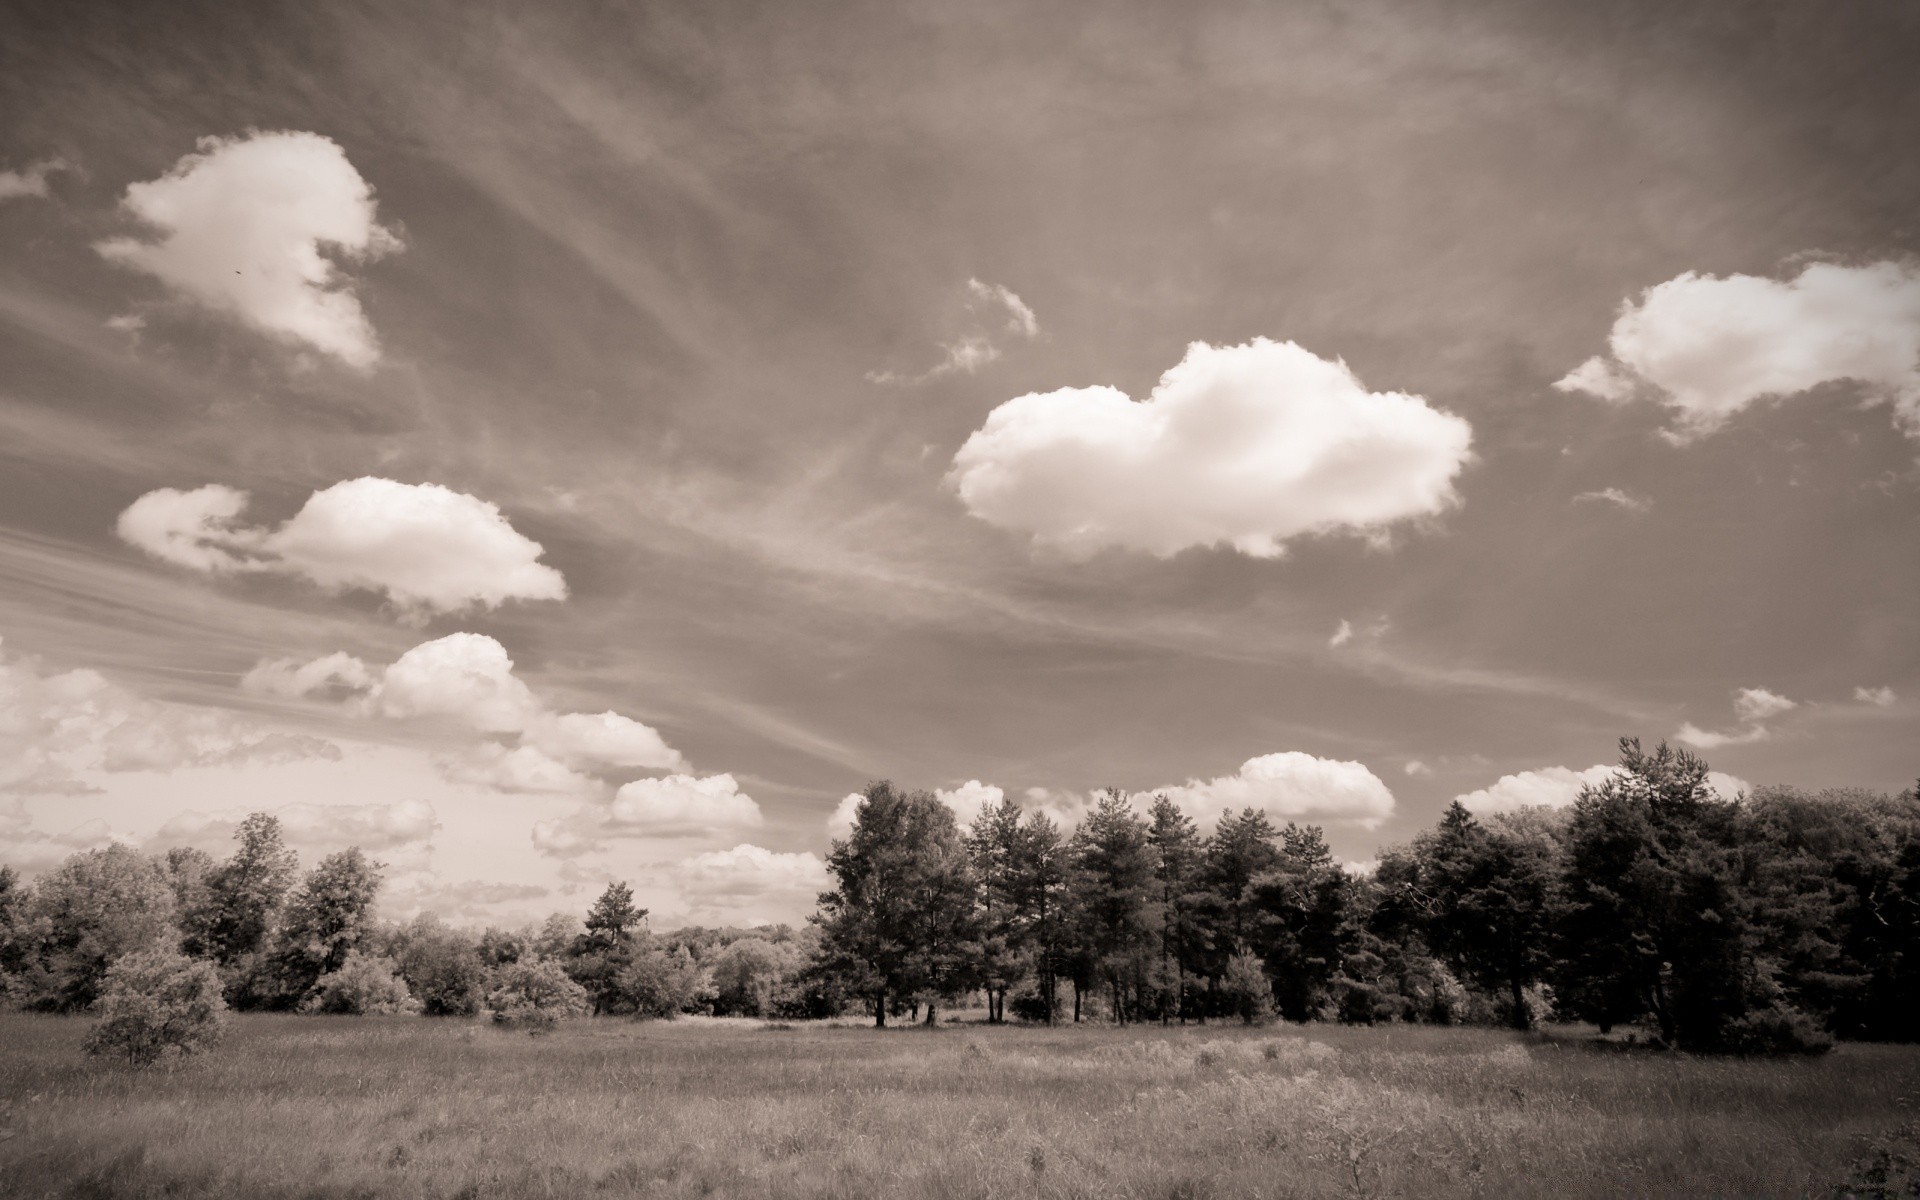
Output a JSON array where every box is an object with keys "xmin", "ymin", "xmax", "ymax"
[{"xmin": 0, "ymin": 1012, "xmax": 1912, "ymax": 1199}]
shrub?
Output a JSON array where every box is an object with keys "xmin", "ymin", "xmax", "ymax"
[
  {"xmin": 1722, "ymin": 1002, "xmax": 1834, "ymax": 1056},
  {"xmin": 1008, "ymin": 984, "xmax": 1054, "ymax": 1024},
  {"xmin": 83, "ymin": 948, "xmax": 227, "ymax": 1067},
  {"xmin": 488, "ymin": 957, "xmax": 590, "ymax": 1033},
  {"xmin": 1221, "ymin": 951, "xmax": 1277, "ymax": 1024},
  {"xmin": 616, "ymin": 946, "xmax": 711, "ymax": 1018},
  {"xmin": 302, "ymin": 950, "xmax": 421, "ymax": 1015}
]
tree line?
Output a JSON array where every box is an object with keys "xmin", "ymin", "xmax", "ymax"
[{"xmin": 3, "ymin": 736, "xmax": 1916, "ymax": 1055}]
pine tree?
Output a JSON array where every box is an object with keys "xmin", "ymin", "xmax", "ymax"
[
  {"xmin": 1069, "ymin": 790, "xmax": 1158, "ymax": 1024},
  {"xmin": 1146, "ymin": 794, "xmax": 1202, "ymax": 1023}
]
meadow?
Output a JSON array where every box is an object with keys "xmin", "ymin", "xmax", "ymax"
[{"xmin": 0, "ymin": 1013, "xmax": 1912, "ymax": 1199}]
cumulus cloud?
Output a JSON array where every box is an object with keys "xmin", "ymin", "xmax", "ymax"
[
  {"xmin": 532, "ymin": 774, "xmax": 763, "ymax": 856},
  {"xmin": 949, "ymin": 338, "xmax": 1472, "ymax": 558},
  {"xmin": 825, "ymin": 792, "xmax": 863, "ymax": 842},
  {"xmin": 1157, "ymin": 751, "xmax": 1396, "ymax": 830},
  {"xmin": 117, "ymin": 477, "xmax": 568, "ymax": 615},
  {"xmin": 868, "ymin": 277, "xmax": 1041, "ymax": 385},
  {"xmin": 1403, "ymin": 761, "xmax": 1432, "ymax": 777},
  {"xmin": 95, "ymin": 131, "xmax": 400, "ymax": 367},
  {"xmin": 0, "ymin": 156, "xmax": 70, "ymax": 200},
  {"xmin": 674, "ymin": 843, "xmax": 829, "ymax": 901},
  {"xmin": 1855, "ymin": 685, "xmax": 1898, "ymax": 707},
  {"xmin": 1678, "ymin": 686, "xmax": 1798, "ymax": 749},
  {"xmin": 1572, "ymin": 487, "xmax": 1651, "ymax": 514},
  {"xmin": 936, "ymin": 779, "xmax": 1005, "ymax": 829},
  {"xmin": 1455, "ymin": 763, "xmax": 1750, "ymax": 814},
  {"xmin": 249, "ymin": 633, "xmax": 685, "ymax": 791},
  {"xmin": 1456, "ymin": 764, "xmax": 1617, "ymax": 814},
  {"xmin": 0, "ymin": 637, "xmax": 337, "ymax": 798},
  {"xmin": 1555, "ymin": 260, "xmax": 1920, "ymax": 439}
]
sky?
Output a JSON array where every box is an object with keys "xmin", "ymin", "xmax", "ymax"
[{"xmin": 2, "ymin": 0, "xmax": 1916, "ymax": 929}]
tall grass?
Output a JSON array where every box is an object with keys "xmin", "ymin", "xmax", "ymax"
[{"xmin": 0, "ymin": 1012, "xmax": 1911, "ymax": 1198}]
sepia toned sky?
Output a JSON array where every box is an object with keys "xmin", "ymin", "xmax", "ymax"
[{"xmin": 2, "ymin": 0, "xmax": 1916, "ymax": 927}]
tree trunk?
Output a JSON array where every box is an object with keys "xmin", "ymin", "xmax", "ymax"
[
  {"xmin": 925, "ymin": 1000, "xmax": 937, "ymax": 1026},
  {"xmin": 875, "ymin": 985, "xmax": 887, "ymax": 1028},
  {"xmin": 1508, "ymin": 974, "xmax": 1529, "ymax": 1031},
  {"xmin": 1072, "ymin": 980, "xmax": 1081, "ymax": 1023}
]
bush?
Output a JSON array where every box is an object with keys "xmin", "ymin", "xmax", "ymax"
[
  {"xmin": 1722, "ymin": 1002, "xmax": 1834, "ymax": 1056},
  {"xmin": 1221, "ymin": 951, "xmax": 1277, "ymax": 1024},
  {"xmin": 83, "ymin": 948, "xmax": 227, "ymax": 1067},
  {"xmin": 488, "ymin": 957, "xmax": 590, "ymax": 1033},
  {"xmin": 302, "ymin": 951, "xmax": 421, "ymax": 1015},
  {"xmin": 1008, "ymin": 984, "xmax": 1054, "ymax": 1024},
  {"xmin": 615, "ymin": 946, "xmax": 711, "ymax": 1018}
]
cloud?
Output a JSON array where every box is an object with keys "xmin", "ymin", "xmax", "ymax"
[
  {"xmin": 1676, "ymin": 686, "xmax": 1798, "ymax": 749},
  {"xmin": 117, "ymin": 477, "xmax": 568, "ymax": 615},
  {"xmin": 949, "ymin": 338, "xmax": 1473, "ymax": 558},
  {"xmin": 606, "ymin": 774, "xmax": 763, "ymax": 836},
  {"xmin": 95, "ymin": 131, "xmax": 399, "ymax": 367},
  {"xmin": 0, "ymin": 157, "xmax": 70, "ymax": 200},
  {"xmin": 1855, "ymin": 685, "xmax": 1898, "ymax": 707},
  {"xmin": 251, "ymin": 633, "xmax": 685, "ymax": 787},
  {"xmin": 1403, "ymin": 761, "xmax": 1432, "ymax": 777},
  {"xmin": 825, "ymin": 792, "xmax": 863, "ymax": 842},
  {"xmin": 867, "ymin": 277, "xmax": 1041, "ymax": 384},
  {"xmin": 1571, "ymin": 487, "xmax": 1651, "ymax": 514},
  {"xmin": 1456, "ymin": 763, "xmax": 1751, "ymax": 813},
  {"xmin": 0, "ymin": 637, "xmax": 338, "ymax": 798},
  {"xmin": 1329, "ymin": 619, "xmax": 1354, "ymax": 648},
  {"xmin": 1456, "ymin": 764, "xmax": 1616, "ymax": 814},
  {"xmin": 1733, "ymin": 687, "xmax": 1797, "ymax": 724},
  {"xmin": 532, "ymin": 774, "xmax": 763, "ymax": 855},
  {"xmin": 1157, "ymin": 751, "xmax": 1396, "ymax": 829},
  {"xmin": 674, "ymin": 843, "xmax": 829, "ymax": 902},
  {"xmin": 936, "ymin": 779, "xmax": 1004, "ymax": 829},
  {"xmin": 1556, "ymin": 260, "xmax": 1920, "ymax": 439}
]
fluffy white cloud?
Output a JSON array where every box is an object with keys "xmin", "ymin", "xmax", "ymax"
[
  {"xmin": 1456, "ymin": 764, "xmax": 1616, "ymax": 814},
  {"xmin": 255, "ymin": 633, "xmax": 684, "ymax": 787},
  {"xmin": 0, "ymin": 157, "xmax": 69, "ymax": 200},
  {"xmin": 936, "ymin": 780, "xmax": 1005, "ymax": 830},
  {"xmin": 374, "ymin": 633, "xmax": 539, "ymax": 731},
  {"xmin": 607, "ymin": 773, "xmax": 762, "ymax": 836},
  {"xmin": 528, "ymin": 711, "xmax": 682, "ymax": 771},
  {"xmin": 825, "ymin": 792, "xmax": 863, "ymax": 842},
  {"xmin": 1733, "ymin": 687, "xmax": 1797, "ymax": 724},
  {"xmin": 1457, "ymin": 763, "xmax": 1750, "ymax": 813},
  {"xmin": 1678, "ymin": 686, "xmax": 1798, "ymax": 749},
  {"xmin": 96, "ymin": 131, "xmax": 399, "ymax": 367},
  {"xmin": 1556, "ymin": 260, "xmax": 1920, "ymax": 439},
  {"xmin": 949, "ymin": 338, "xmax": 1472, "ymax": 558},
  {"xmin": 118, "ymin": 478, "xmax": 568, "ymax": 615},
  {"xmin": 1158, "ymin": 751, "xmax": 1396, "ymax": 829},
  {"xmin": 675, "ymin": 843, "xmax": 829, "ymax": 902},
  {"xmin": 1403, "ymin": 761, "xmax": 1432, "ymax": 777},
  {"xmin": 1855, "ymin": 686, "xmax": 1898, "ymax": 707},
  {"xmin": 1572, "ymin": 487, "xmax": 1651, "ymax": 514},
  {"xmin": 0, "ymin": 638, "xmax": 337, "ymax": 798}
]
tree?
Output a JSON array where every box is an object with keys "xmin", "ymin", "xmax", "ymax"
[
  {"xmin": 569, "ymin": 882, "xmax": 650, "ymax": 1014},
  {"xmin": 813, "ymin": 781, "xmax": 978, "ymax": 1027},
  {"xmin": 392, "ymin": 914, "xmax": 488, "ymax": 1016},
  {"xmin": 1147, "ymin": 794, "xmax": 1203, "ymax": 1023},
  {"xmin": 303, "ymin": 950, "xmax": 421, "ymax": 1015},
  {"xmin": 162, "ymin": 846, "xmax": 218, "ymax": 959},
  {"xmin": 201, "ymin": 814, "xmax": 298, "ymax": 968},
  {"xmin": 12, "ymin": 844, "xmax": 177, "ymax": 1011},
  {"xmin": 1198, "ymin": 808, "xmax": 1282, "ymax": 1008},
  {"xmin": 1248, "ymin": 824, "xmax": 1351, "ymax": 1021},
  {"xmin": 1069, "ymin": 790, "xmax": 1158, "ymax": 1024},
  {"xmin": 84, "ymin": 947, "xmax": 227, "ymax": 1066},
  {"xmin": 584, "ymin": 881, "xmax": 646, "ymax": 945},
  {"xmin": 1007, "ymin": 811, "xmax": 1069, "ymax": 1024},
  {"xmin": 488, "ymin": 957, "xmax": 591, "ymax": 1033},
  {"xmin": 615, "ymin": 943, "xmax": 711, "ymax": 1017},
  {"xmin": 268, "ymin": 848, "xmax": 383, "ymax": 1007},
  {"xmin": 709, "ymin": 937, "xmax": 804, "ymax": 1017},
  {"xmin": 1554, "ymin": 738, "xmax": 1770, "ymax": 1050},
  {"xmin": 967, "ymin": 797, "xmax": 1027, "ymax": 1023},
  {"xmin": 1407, "ymin": 802, "xmax": 1557, "ymax": 1029},
  {"xmin": 1220, "ymin": 949, "xmax": 1276, "ymax": 1024}
]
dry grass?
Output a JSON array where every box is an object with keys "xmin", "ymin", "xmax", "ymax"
[{"xmin": 0, "ymin": 1011, "xmax": 1912, "ymax": 1198}]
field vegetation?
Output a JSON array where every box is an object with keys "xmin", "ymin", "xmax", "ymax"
[{"xmin": 3, "ymin": 1010, "xmax": 1915, "ymax": 1199}]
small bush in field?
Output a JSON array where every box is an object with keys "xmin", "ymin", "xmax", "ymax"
[
  {"xmin": 83, "ymin": 948, "xmax": 227, "ymax": 1067},
  {"xmin": 1723, "ymin": 1002, "xmax": 1833, "ymax": 1056},
  {"xmin": 302, "ymin": 951, "xmax": 421, "ymax": 1015},
  {"xmin": 1222, "ymin": 951, "xmax": 1277, "ymax": 1024},
  {"xmin": 488, "ymin": 957, "xmax": 590, "ymax": 1033}
]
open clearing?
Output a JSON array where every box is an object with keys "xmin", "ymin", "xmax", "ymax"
[{"xmin": 1, "ymin": 1013, "xmax": 1912, "ymax": 1199}]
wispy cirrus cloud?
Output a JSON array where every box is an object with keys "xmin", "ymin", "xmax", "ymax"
[{"xmin": 866, "ymin": 277, "xmax": 1040, "ymax": 385}]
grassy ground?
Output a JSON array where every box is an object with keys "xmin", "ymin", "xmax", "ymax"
[{"xmin": 0, "ymin": 1012, "xmax": 1912, "ymax": 1199}]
